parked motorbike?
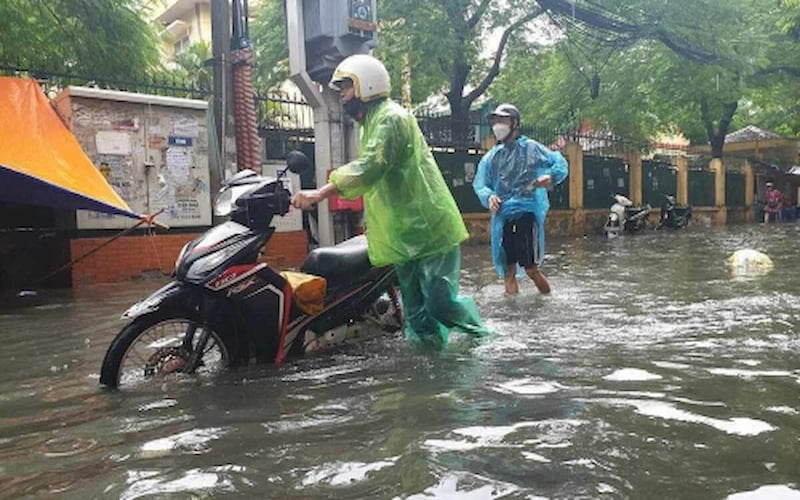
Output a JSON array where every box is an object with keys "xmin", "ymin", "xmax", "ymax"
[
  {"xmin": 603, "ymin": 194, "xmax": 652, "ymax": 238},
  {"xmin": 657, "ymin": 195, "xmax": 692, "ymax": 230},
  {"xmin": 99, "ymin": 152, "xmax": 402, "ymax": 389}
]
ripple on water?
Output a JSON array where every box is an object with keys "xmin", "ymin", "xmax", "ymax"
[
  {"xmin": 492, "ymin": 378, "xmax": 564, "ymax": 396},
  {"xmin": 121, "ymin": 466, "xmax": 243, "ymax": 500},
  {"xmin": 400, "ymin": 472, "xmax": 524, "ymax": 500},
  {"xmin": 603, "ymin": 368, "xmax": 663, "ymax": 381},
  {"xmin": 424, "ymin": 419, "xmax": 584, "ymax": 454},
  {"xmin": 300, "ymin": 458, "xmax": 398, "ymax": 487},
  {"xmin": 726, "ymin": 485, "xmax": 800, "ymax": 500},
  {"xmin": 593, "ymin": 398, "xmax": 775, "ymax": 436},
  {"xmin": 139, "ymin": 427, "xmax": 226, "ymax": 456}
]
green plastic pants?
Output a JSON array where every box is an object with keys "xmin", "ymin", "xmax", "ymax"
[{"xmin": 394, "ymin": 245, "xmax": 490, "ymax": 349}]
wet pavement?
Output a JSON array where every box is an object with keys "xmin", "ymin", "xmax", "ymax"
[{"xmin": 1, "ymin": 223, "xmax": 799, "ymax": 499}]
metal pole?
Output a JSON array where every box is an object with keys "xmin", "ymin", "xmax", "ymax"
[
  {"xmin": 211, "ymin": 0, "xmax": 232, "ymax": 184},
  {"xmin": 285, "ymin": 0, "xmax": 335, "ymax": 246}
]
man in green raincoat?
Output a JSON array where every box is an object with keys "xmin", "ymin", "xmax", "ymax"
[{"xmin": 291, "ymin": 54, "xmax": 488, "ymax": 349}]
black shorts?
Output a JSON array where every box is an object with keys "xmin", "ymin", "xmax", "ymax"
[{"xmin": 502, "ymin": 213, "xmax": 539, "ymax": 268}]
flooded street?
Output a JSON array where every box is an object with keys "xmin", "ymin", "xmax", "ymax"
[{"xmin": 1, "ymin": 224, "xmax": 799, "ymax": 499}]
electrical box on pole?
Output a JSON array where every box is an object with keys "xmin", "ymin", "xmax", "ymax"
[{"xmin": 302, "ymin": 0, "xmax": 378, "ymax": 83}]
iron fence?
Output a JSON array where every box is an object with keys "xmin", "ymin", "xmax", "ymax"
[{"xmin": 0, "ymin": 64, "xmax": 210, "ymax": 99}]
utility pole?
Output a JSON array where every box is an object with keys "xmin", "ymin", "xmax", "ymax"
[
  {"xmin": 285, "ymin": 0, "xmax": 336, "ymax": 247},
  {"xmin": 210, "ymin": 0, "xmax": 233, "ymax": 195},
  {"xmin": 284, "ymin": 0, "xmax": 377, "ymax": 247}
]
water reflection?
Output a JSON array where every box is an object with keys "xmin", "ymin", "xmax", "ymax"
[{"xmin": 0, "ymin": 224, "xmax": 799, "ymax": 497}]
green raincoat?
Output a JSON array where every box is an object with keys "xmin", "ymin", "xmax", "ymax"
[
  {"xmin": 329, "ymin": 99, "xmax": 468, "ymax": 266},
  {"xmin": 329, "ymin": 99, "xmax": 488, "ymax": 348}
]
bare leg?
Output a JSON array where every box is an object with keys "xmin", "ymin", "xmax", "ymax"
[
  {"xmin": 526, "ymin": 265, "xmax": 551, "ymax": 294},
  {"xmin": 504, "ymin": 266, "xmax": 519, "ymax": 296}
]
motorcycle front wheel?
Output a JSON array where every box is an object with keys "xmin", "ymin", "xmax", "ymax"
[{"xmin": 99, "ymin": 311, "xmax": 237, "ymax": 390}]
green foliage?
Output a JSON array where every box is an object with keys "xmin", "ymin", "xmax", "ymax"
[
  {"xmin": 250, "ymin": 0, "xmax": 289, "ymax": 92},
  {"xmin": 493, "ymin": 0, "xmax": 800, "ymax": 150},
  {"xmin": 170, "ymin": 41, "xmax": 213, "ymax": 93},
  {"xmin": 0, "ymin": 0, "xmax": 160, "ymax": 77}
]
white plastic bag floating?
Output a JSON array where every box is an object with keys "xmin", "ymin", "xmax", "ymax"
[{"xmin": 727, "ymin": 249, "xmax": 774, "ymax": 276}]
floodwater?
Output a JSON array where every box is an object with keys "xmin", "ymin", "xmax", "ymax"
[{"xmin": 1, "ymin": 224, "xmax": 799, "ymax": 499}]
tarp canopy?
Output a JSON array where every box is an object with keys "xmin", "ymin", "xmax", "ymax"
[{"xmin": 0, "ymin": 77, "xmax": 142, "ymax": 219}]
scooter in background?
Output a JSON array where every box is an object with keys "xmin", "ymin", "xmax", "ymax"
[
  {"xmin": 657, "ymin": 195, "xmax": 692, "ymax": 230},
  {"xmin": 603, "ymin": 194, "xmax": 652, "ymax": 238}
]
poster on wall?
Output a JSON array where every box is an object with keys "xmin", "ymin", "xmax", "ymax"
[{"xmin": 76, "ymin": 109, "xmax": 212, "ymax": 230}]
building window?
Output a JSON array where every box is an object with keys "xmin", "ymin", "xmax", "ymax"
[{"xmin": 174, "ymin": 35, "xmax": 191, "ymax": 56}]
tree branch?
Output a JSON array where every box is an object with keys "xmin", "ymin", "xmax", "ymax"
[
  {"xmin": 467, "ymin": 0, "xmax": 493, "ymax": 30},
  {"xmin": 463, "ymin": 7, "xmax": 544, "ymax": 105},
  {"xmin": 537, "ymin": 0, "xmax": 638, "ymax": 34},
  {"xmin": 757, "ymin": 65, "xmax": 800, "ymax": 77},
  {"xmin": 700, "ymin": 95, "xmax": 715, "ymax": 141},
  {"xmin": 537, "ymin": 0, "xmax": 719, "ymax": 62}
]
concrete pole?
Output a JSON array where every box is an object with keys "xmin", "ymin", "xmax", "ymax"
[
  {"xmin": 626, "ymin": 150, "xmax": 643, "ymax": 205},
  {"xmin": 565, "ymin": 141, "xmax": 583, "ymax": 209},
  {"xmin": 711, "ymin": 158, "xmax": 727, "ymax": 225},
  {"xmin": 211, "ymin": 0, "xmax": 233, "ymax": 187},
  {"xmin": 744, "ymin": 160, "xmax": 755, "ymax": 222},
  {"xmin": 564, "ymin": 141, "xmax": 584, "ymax": 236},
  {"xmin": 676, "ymin": 156, "xmax": 689, "ymax": 205},
  {"xmin": 285, "ymin": 0, "xmax": 336, "ymax": 246}
]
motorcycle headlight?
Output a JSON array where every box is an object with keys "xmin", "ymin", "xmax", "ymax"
[
  {"xmin": 214, "ymin": 187, "xmax": 234, "ymax": 216},
  {"xmin": 185, "ymin": 238, "xmax": 253, "ymax": 282}
]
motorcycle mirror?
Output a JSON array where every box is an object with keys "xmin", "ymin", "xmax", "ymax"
[{"xmin": 286, "ymin": 150, "xmax": 311, "ymax": 175}]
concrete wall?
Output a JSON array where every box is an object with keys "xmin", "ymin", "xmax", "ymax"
[
  {"xmin": 70, "ymin": 231, "xmax": 308, "ymax": 287},
  {"xmin": 51, "ymin": 87, "xmax": 309, "ymax": 287},
  {"xmin": 461, "ymin": 142, "xmax": 758, "ymax": 242}
]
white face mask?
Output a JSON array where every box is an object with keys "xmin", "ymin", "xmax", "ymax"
[{"xmin": 493, "ymin": 123, "xmax": 511, "ymax": 141}]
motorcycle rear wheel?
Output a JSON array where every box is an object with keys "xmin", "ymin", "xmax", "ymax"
[{"xmin": 99, "ymin": 311, "xmax": 237, "ymax": 389}]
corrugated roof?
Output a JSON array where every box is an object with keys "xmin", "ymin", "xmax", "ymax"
[{"xmin": 725, "ymin": 125, "xmax": 782, "ymax": 143}]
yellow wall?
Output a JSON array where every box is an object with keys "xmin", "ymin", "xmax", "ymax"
[{"xmin": 156, "ymin": 1, "xmax": 212, "ymax": 66}]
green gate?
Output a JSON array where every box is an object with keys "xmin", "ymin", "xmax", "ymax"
[
  {"xmin": 584, "ymin": 156, "xmax": 628, "ymax": 209},
  {"xmin": 642, "ymin": 160, "xmax": 677, "ymax": 207},
  {"xmin": 688, "ymin": 169, "xmax": 716, "ymax": 206},
  {"xmin": 433, "ymin": 150, "xmax": 486, "ymax": 213},
  {"xmin": 725, "ymin": 172, "xmax": 746, "ymax": 207},
  {"xmin": 434, "ymin": 150, "xmax": 570, "ymax": 213}
]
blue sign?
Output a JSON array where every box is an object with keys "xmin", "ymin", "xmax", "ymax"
[{"xmin": 168, "ymin": 136, "xmax": 193, "ymax": 147}]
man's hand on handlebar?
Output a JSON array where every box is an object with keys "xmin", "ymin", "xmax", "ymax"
[
  {"xmin": 291, "ymin": 189, "xmax": 323, "ymax": 210},
  {"xmin": 291, "ymin": 182, "xmax": 340, "ymax": 210}
]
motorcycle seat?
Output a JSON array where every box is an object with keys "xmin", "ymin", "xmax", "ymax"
[{"xmin": 300, "ymin": 235, "xmax": 372, "ymax": 286}]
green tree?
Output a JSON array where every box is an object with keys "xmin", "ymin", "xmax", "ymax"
[
  {"xmin": 250, "ymin": 0, "xmax": 289, "ymax": 92},
  {"xmin": 171, "ymin": 41, "xmax": 213, "ymax": 93},
  {"xmin": 0, "ymin": 0, "xmax": 160, "ymax": 77},
  {"xmin": 375, "ymin": 0, "xmax": 723, "ymax": 142},
  {"xmin": 494, "ymin": 0, "xmax": 799, "ymax": 156}
]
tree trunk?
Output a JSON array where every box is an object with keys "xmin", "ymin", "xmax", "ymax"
[{"xmin": 700, "ymin": 97, "xmax": 739, "ymax": 158}]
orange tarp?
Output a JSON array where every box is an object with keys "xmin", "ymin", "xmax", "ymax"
[{"xmin": 0, "ymin": 77, "xmax": 140, "ymax": 218}]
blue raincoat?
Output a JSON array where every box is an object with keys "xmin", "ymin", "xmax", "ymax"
[{"xmin": 472, "ymin": 136, "xmax": 569, "ymax": 276}]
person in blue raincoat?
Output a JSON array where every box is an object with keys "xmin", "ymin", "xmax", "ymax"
[{"xmin": 472, "ymin": 103, "xmax": 569, "ymax": 296}]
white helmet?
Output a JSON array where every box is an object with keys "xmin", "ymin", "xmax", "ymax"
[{"xmin": 329, "ymin": 54, "xmax": 391, "ymax": 102}]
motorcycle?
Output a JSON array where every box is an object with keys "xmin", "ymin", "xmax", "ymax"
[
  {"xmin": 603, "ymin": 194, "xmax": 652, "ymax": 238},
  {"xmin": 657, "ymin": 195, "xmax": 692, "ymax": 230},
  {"xmin": 99, "ymin": 152, "xmax": 402, "ymax": 389}
]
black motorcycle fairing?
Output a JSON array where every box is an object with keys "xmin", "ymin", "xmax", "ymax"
[
  {"xmin": 300, "ymin": 235, "xmax": 372, "ymax": 288},
  {"xmin": 122, "ymin": 280, "xmax": 190, "ymax": 320},
  {"xmin": 175, "ymin": 221, "xmax": 270, "ymax": 284}
]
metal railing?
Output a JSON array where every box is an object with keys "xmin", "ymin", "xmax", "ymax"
[{"xmin": 0, "ymin": 64, "xmax": 210, "ymax": 99}]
